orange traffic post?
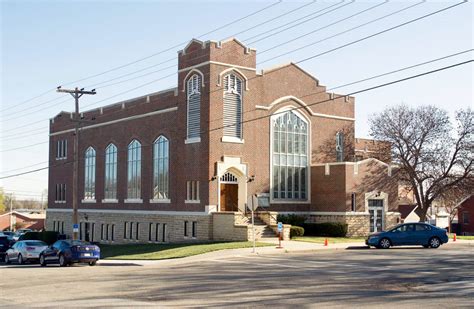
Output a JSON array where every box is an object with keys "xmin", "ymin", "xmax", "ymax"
[
  {"xmin": 453, "ymin": 233, "xmax": 457, "ymax": 242},
  {"xmin": 324, "ymin": 238, "xmax": 328, "ymax": 246}
]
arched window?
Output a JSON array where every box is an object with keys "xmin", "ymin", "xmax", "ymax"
[
  {"xmin": 336, "ymin": 132, "xmax": 344, "ymax": 162},
  {"xmin": 187, "ymin": 74, "xmax": 201, "ymax": 140},
  {"xmin": 84, "ymin": 147, "xmax": 96, "ymax": 200},
  {"xmin": 127, "ymin": 140, "xmax": 141, "ymax": 199},
  {"xmin": 153, "ymin": 136, "xmax": 169, "ymax": 200},
  {"xmin": 271, "ymin": 110, "xmax": 308, "ymax": 201},
  {"xmin": 104, "ymin": 143, "xmax": 117, "ymax": 200},
  {"xmin": 223, "ymin": 73, "xmax": 243, "ymax": 139}
]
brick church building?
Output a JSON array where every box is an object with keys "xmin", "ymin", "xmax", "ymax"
[{"xmin": 46, "ymin": 38, "xmax": 399, "ymax": 243}]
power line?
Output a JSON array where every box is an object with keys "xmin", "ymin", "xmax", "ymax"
[
  {"xmin": 77, "ymin": 1, "xmax": 438, "ymax": 112},
  {"xmin": 1, "ymin": 1, "xmax": 324, "ymax": 121},
  {"xmin": 2, "ymin": 49, "xmax": 474, "ymax": 174},
  {"xmin": 0, "ymin": 1, "xmax": 281, "ymax": 114},
  {"xmin": 0, "ymin": 1, "xmax": 327, "ymax": 124},
  {"xmin": 0, "ymin": 1, "xmax": 465, "ymax": 137},
  {"xmin": 0, "ymin": 59, "xmax": 471, "ymax": 180}
]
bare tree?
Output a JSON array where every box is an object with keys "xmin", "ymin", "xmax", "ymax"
[{"xmin": 369, "ymin": 105, "xmax": 473, "ymax": 221}]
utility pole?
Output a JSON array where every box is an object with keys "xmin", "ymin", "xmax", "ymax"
[
  {"xmin": 56, "ymin": 87, "xmax": 96, "ymax": 240},
  {"xmin": 9, "ymin": 193, "xmax": 13, "ymax": 231}
]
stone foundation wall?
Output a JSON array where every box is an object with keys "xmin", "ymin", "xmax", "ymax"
[
  {"xmin": 46, "ymin": 210, "xmax": 212, "ymax": 244},
  {"xmin": 385, "ymin": 212, "xmax": 401, "ymax": 230},
  {"xmin": 212, "ymin": 212, "xmax": 249, "ymax": 241},
  {"xmin": 306, "ymin": 214, "xmax": 370, "ymax": 237}
]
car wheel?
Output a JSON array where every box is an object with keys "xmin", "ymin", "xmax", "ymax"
[
  {"xmin": 429, "ymin": 237, "xmax": 441, "ymax": 249},
  {"xmin": 379, "ymin": 238, "xmax": 391, "ymax": 249},
  {"xmin": 5, "ymin": 254, "xmax": 10, "ymax": 264},
  {"xmin": 18, "ymin": 254, "xmax": 24, "ymax": 265},
  {"xmin": 89, "ymin": 260, "xmax": 97, "ymax": 266},
  {"xmin": 59, "ymin": 254, "xmax": 67, "ymax": 267},
  {"xmin": 39, "ymin": 255, "xmax": 46, "ymax": 267}
]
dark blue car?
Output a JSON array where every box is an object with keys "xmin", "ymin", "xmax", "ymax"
[
  {"xmin": 366, "ymin": 223, "xmax": 449, "ymax": 249},
  {"xmin": 39, "ymin": 240, "xmax": 100, "ymax": 267}
]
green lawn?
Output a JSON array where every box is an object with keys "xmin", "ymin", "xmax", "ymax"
[
  {"xmin": 293, "ymin": 237, "xmax": 366, "ymax": 244},
  {"xmin": 99, "ymin": 241, "xmax": 272, "ymax": 260},
  {"xmin": 449, "ymin": 234, "xmax": 474, "ymax": 240}
]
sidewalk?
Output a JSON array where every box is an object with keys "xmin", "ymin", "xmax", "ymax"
[{"xmin": 100, "ymin": 239, "xmax": 473, "ymax": 267}]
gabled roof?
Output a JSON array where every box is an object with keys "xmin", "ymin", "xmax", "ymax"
[{"xmin": 261, "ymin": 62, "xmax": 320, "ymax": 85}]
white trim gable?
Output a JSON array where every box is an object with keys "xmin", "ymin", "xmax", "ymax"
[
  {"xmin": 178, "ymin": 38, "xmax": 206, "ymax": 55},
  {"xmin": 182, "ymin": 69, "xmax": 205, "ymax": 92},
  {"xmin": 217, "ymin": 67, "xmax": 250, "ymax": 91},
  {"xmin": 256, "ymin": 95, "xmax": 355, "ymax": 121}
]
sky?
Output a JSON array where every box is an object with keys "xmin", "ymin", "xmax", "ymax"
[{"xmin": 1, "ymin": 0, "xmax": 472, "ymax": 201}]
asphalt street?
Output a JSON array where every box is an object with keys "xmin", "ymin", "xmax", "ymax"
[{"xmin": 0, "ymin": 244, "xmax": 473, "ymax": 308}]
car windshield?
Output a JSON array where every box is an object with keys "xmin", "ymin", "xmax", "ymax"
[{"xmin": 24, "ymin": 241, "xmax": 47, "ymax": 246}]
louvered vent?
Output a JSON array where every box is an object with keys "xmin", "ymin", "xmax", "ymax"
[
  {"xmin": 187, "ymin": 74, "xmax": 201, "ymax": 139},
  {"xmin": 223, "ymin": 74, "xmax": 243, "ymax": 139}
]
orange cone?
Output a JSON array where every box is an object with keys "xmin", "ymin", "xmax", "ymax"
[
  {"xmin": 453, "ymin": 234, "xmax": 457, "ymax": 242},
  {"xmin": 324, "ymin": 238, "xmax": 328, "ymax": 246}
]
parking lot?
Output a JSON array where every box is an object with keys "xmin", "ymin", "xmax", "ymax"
[{"xmin": 0, "ymin": 243, "xmax": 473, "ymax": 307}]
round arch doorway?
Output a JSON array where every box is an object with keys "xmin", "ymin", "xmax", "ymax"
[{"xmin": 220, "ymin": 171, "xmax": 239, "ymax": 212}]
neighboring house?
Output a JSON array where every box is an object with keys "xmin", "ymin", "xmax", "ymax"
[
  {"xmin": 0, "ymin": 210, "xmax": 45, "ymax": 231},
  {"xmin": 46, "ymin": 38, "xmax": 399, "ymax": 243},
  {"xmin": 457, "ymin": 195, "xmax": 474, "ymax": 235}
]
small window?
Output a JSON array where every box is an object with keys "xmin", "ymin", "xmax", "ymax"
[
  {"xmin": 351, "ymin": 193, "xmax": 356, "ymax": 212},
  {"xmin": 155, "ymin": 223, "xmax": 160, "ymax": 242},
  {"xmin": 192, "ymin": 221, "xmax": 197, "ymax": 238},
  {"xmin": 129, "ymin": 222, "xmax": 134, "ymax": 240},
  {"xmin": 124, "ymin": 222, "xmax": 128, "ymax": 239},
  {"xmin": 135, "ymin": 222, "xmax": 139, "ymax": 240},
  {"xmin": 162, "ymin": 223, "xmax": 167, "ymax": 242},
  {"xmin": 184, "ymin": 221, "xmax": 189, "ymax": 237},
  {"xmin": 368, "ymin": 199, "xmax": 383, "ymax": 207},
  {"xmin": 56, "ymin": 140, "xmax": 67, "ymax": 159},
  {"xmin": 90, "ymin": 223, "xmax": 95, "ymax": 242},
  {"xmin": 336, "ymin": 132, "xmax": 344, "ymax": 162},
  {"xmin": 106, "ymin": 224, "xmax": 110, "ymax": 240},
  {"xmin": 101, "ymin": 224, "xmax": 105, "ymax": 240},
  {"xmin": 186, "ymin": 181, "xmax": 200, "ymax": 201},
  {"xmin": 111, "ymin": 225, "xmax": 115, "ymax": 241},
  {"xmin": 463, "ymin": 212, "xmax": 469, "ymax": 224},
  {"xmin": 55, "ymin": 184, "xmax": 66, "ymax": 202},
  {"xmin": 149, "ymin": 223, "xmax": 153, "ymax": 241}
]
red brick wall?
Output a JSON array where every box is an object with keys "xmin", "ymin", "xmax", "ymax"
[
  {"xmin": 48, "ymin": 38, "xmax": 365, "ymax": 214},
  {"xmin": 458, "ymin": 196, "xmax": 474, "ymax": 234}
]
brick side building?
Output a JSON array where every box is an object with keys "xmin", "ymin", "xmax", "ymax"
[{"xmin": 46, "ymin": 38, "xmax": 399, "ymax": 243}]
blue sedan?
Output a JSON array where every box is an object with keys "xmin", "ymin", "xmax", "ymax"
[
  {"xmin": 39, "ymin": 240, "xmax": 100, "ymax": 267},
  {"xmin": 366, "ymin": 223, "xmax": 449, "ymax": 249}
]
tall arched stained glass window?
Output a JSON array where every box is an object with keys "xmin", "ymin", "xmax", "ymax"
[
  {"xmin": 104, "ymin": 143, "xmax": 117, "ymax": 199},
  {"xmin": 127, "ymin": 140, "xmax": 141, "ymax": 199},
  {"xmin": 153, "ymin": 136, "xmax": 169, "ymax": 200},
  {"xmin": 84, "ymin": 147, "xmax": 96, "ymax": 200},
  {"xmin": 271, "ymin": 110, "xmax": 308, "ymax": 201}
]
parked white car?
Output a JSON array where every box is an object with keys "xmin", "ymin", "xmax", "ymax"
[
  {"xmin": 5, "ymin": 240, "xmax": 48, "ymax": 264},
  {"xmin": 12, "ymin": 229, "xmax": 33, "ymax": 241}
]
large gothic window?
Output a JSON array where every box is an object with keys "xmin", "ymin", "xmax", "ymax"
[
  {"xmin": 187, "ymin": 74, "xmax": 201, "ymax": 140},
  {"xmin": 104, "ymin": 143, "xmax": 117, "ymax": 200},
  {"xmin": 127, "ymin": 140, "xmax": 141, "ymax": 199},
  {"xmin": 153, "ymin": 136, "xmax": 169, "ymax": 200},
  {"xmin": 271, "ymin": 110, "xmax": 308, "ymax": 201},
  {"xmin": 223, "ymin": 73, "xmax": 243, "ymax": 139},
  {"xmin": 84, "ymin": 147, "xmax": 96, "ymax": 200}
]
